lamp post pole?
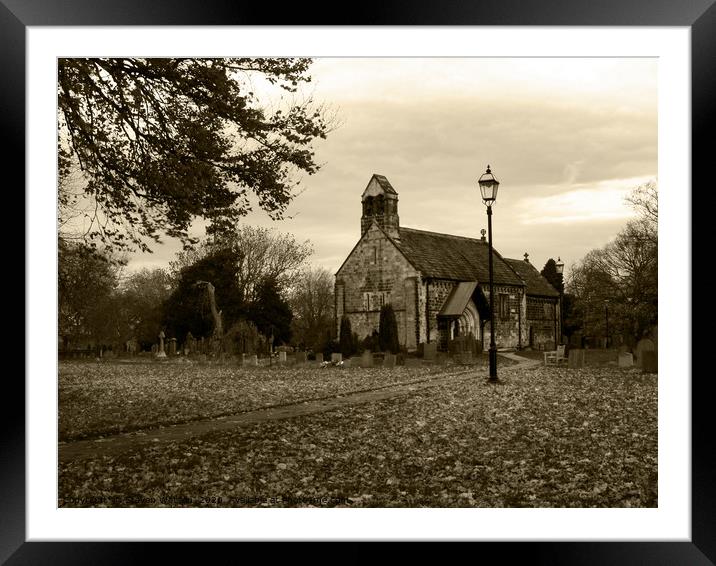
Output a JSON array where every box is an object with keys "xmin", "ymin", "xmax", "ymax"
[
  {"xmin": 555, "ymin": 257, "xmax": 565, "ymax": 346},
  {"xmin": 604, "ymin": 300, "xmax": 610, "ymax": 349},
  {"xmin": 487, "ymin": 204, "xmax": 497, "ymax": 381},
  {"xmin": 478, "ymin": 165, "xmax": 500, "ymax": 383}
]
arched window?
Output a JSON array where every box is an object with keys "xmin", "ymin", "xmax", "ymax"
[{"xmin": 374, "ymin": 194, "xmax": 385, "ymax": 215}]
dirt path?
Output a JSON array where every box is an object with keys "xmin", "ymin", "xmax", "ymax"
[{"xmin": 59, "ymin": 354, "xmax": 536, "ymax": 464}]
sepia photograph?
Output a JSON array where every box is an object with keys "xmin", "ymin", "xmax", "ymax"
[{"xmin": 55, "ymin": 55, "xmax": 660, "ymax": 511}]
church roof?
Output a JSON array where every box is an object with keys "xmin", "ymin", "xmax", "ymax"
[
  {"xmin": 503, "ymin": 258, "xmax": 560, "ymax": 298},
  {"xmin": 393, "ymin": 227, "xmax": 525, "ymax": 286},
  {"xmin": 439, "ymin": 281, "xmax": 478, "ymax": 316},
  {"xmin": 370, "ymin": 174, "xmax": 398, "ymax": 195}
]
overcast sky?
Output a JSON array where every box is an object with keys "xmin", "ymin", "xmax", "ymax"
[{"xmin": 127, "ymin": 57, "xmax": 657, "ymax": 277}]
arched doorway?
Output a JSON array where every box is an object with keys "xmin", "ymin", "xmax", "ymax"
[{"xmin": 450, "ymin": 299, "xmax": 480, "ymax": 340}]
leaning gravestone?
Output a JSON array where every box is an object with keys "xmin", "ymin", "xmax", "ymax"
[
  {"xmin": 568, "ymin": 349, "xmax": 585, "ymax": 369},
  {"xmin": 618, "ymin": 352, "xmax": 634, "ymax": 367},
  {"xmin": 360, "ymin": 350, "xmax": 373, "ymax": 368},
  {"xmin": 383, "ymin": 353, "xmax": 396, "ymax": 368},
  {"xmin": 635, "ymin": 338, "xmax": 656, "ymax": 369},
  {"xmin": 423, "ymin": 342, "xmax": 437, "ymax": 361},
  {"xmin": 331, "ymin": 353, "xmax": 342, "ymax": 363},
  {"xmin": 315, "ymin": 353, "xmax": 324, "ymax": 363}
]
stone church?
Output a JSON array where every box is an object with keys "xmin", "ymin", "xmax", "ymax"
[{"xmin": 334, "ymin": 174, "xmax": 561, "ymax": 352}]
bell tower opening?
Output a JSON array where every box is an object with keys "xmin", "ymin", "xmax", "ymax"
[{"xmin": 360, "ymin": 174, "xmax": 400, "ymax": 239}]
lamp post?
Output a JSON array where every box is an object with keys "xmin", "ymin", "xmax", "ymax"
[
  {"xmin": 604, "ymin": 299, "xmax": 610, "ymax": 349},
  {"xmin": 478, "ymin": 165, "xmax": 500, "ymax": 382},
  {"xmin": 555, "ymin": 257, "xmax": 564, "ymax": 346}
]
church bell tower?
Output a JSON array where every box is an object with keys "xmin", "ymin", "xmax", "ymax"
[{"xmin": 361, "ymin": 174, "xmax": 400, "ymax": 239}]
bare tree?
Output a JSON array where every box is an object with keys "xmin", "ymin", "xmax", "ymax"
[
  {"xmin": 170, "ymin": 226, "xmax": 313, "ymax": 303},
  {"xmin": 288, "ymin": 266, "xmax": 334, "ymax": 351}
]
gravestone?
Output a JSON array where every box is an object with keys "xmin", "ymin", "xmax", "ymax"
[
  {"xmin": 244, "ymin": 354, "xmax": 258, "ymax": 366},
  {"xmin": 568, "ymin": 349, "xmax": 585, "ymax": 369},
  {"xmin": 167, "ymin": 338, "xmax": 177, "ymax": 355},
  {"xmin": 342, "ymin": 358, "xmax": 352, "ymax": 368},
  {"xmin": 151, "ymin": 344, "xmax": 158, "ymax": 354},
  {"xmin": 360, "ymin": 350, "xmax": 373, "ymax": 368},
  {"xmin": 383, "ymin": 353, "xmax": 396, "ymax": 368},
  {"xmin": 331, "ymin": 353, "xmax": 342, "ymax": 363},
  {"xmin": 635, "ymin": 338, "xmax": 656, "ymax": 369},
  {"xmin": 315, "ymin": 353, "xmax": 324, "ymax": 363},
  {"xmin": 423, "ymin": 342, "xmax": 437, "ymax": 360},
  {"xmin": 156, "ymin": 331, "xmax": 167, "ymax": 358},
  {"xmin": 642, "ymin": 351, "xmax": 658, "ymax": 373},
  {"xmin": 279, "ymin": 351, "xmax": 287, "ymax": 364},
  {"xmin": 185, "ymin": 332, "xmax": 196, "ymax": 355},
  {"xmin": 295, "ymin": 351, "xmax": 307, "ymax": 364},
  {"xmin": 618, "ymin": 352, "xmax": 634, "ymax": 367}
]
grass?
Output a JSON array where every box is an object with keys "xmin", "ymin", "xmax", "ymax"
[
  {"xmin": 59, "ymin": 363, "xmax": 657, "ymax": 508},
  {"xmin": 59, "ymin": 360, "xmax": 468, "ymax": 441}
]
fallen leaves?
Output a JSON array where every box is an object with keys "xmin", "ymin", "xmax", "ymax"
[
  {"xmin": 58, "ymin": 365, "xmax": 657, "ymax": 508},
  {"xmin": 59, "ymin": 362, "xmax": 451, "ymax": 441}
]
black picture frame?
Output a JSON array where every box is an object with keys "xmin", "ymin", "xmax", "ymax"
[{"xmin": 7, "ymin": 1, "xmax": 709, "ymax": 562}]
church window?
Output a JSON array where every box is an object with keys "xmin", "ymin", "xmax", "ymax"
[{"xmin": 499, "ymin": 294, "xmax": 509, "ymax": 319}]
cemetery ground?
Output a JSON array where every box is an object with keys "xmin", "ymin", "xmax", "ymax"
[{"xmin": 58, "ymin": 352, "xmax": 657, "ymax": 508}]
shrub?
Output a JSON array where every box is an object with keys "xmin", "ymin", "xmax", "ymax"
[
  {"xmin": 222, "ymin": 319, "xmax": 262, "ymax": 355},
  {"xmin": 339, "ymin": 316, "xmax": 354, "ymax": 356},
  {"xmin": 378, "ymin": 304, "xmax": 400, "ymax": 354}
]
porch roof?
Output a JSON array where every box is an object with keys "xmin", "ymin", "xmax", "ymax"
[{"xmin": 438, "ymin": 281, "xmax": 478, "ymax": 317}]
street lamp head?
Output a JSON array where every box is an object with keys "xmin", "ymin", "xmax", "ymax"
[
  {"xmin": 478, "ymin": 165, "xmax": 499, "ymax": 205},
  {"xmin": 555, "ymin": 257, "xmax": 564, "ymax": 275}
]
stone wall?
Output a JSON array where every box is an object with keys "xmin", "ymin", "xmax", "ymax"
[
  {"xmin": 335, "ymin": 224, "xmax": 420, "ymax": 348},
  {"xmin": 483, "ymin": 284, "xmax": 524, "ymax": 349},
  {"xmin": 525, "ymin": 296, "xmax": 558, "ymax": 349},
  {"xmin": 425, "ymin": 279, "xmax": 455, "ymax": 346}
]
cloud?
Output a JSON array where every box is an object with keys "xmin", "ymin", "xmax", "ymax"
[
  {"xmin": 514, "ymin": 177, "xmax": 651, "ymax": 225},
  {"xmin": 121, "ymin": 58, "xmax": 657, "ymax": 277}
]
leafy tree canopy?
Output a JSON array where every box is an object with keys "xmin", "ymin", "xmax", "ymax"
[
  {"xmin": 163, "ymin": 247, "xmax": 245, "ymax": 340},
  {"xmin": 58, "ymin": 241, "xmax": 124, "ymax": 347},
  {"xmin": 169, "ymin": 226, "xmax": 312, "ymax": 304},
  {"xmin": 119, "ymin": 268, "xmax": 172, "ymax": 348},
  {"xmin": 245, "ymin": 278, "xmax": 293, "ymax": 346},
  {"xmin": 58, "ymin": 58, "xmax": 331, "ymax": 253},
  {"xmin": 540, "ymin": 258, "xmax": 564, "ymax": 294}
]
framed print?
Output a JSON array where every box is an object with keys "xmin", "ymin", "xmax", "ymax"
[{"xmin": 8, "ymin": 0, "xmax": 712, "ymax": 562}]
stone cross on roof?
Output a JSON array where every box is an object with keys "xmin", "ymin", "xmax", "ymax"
[{"xmin": 524, "ymin": 253, "xmax": 530, "ymax": 262}]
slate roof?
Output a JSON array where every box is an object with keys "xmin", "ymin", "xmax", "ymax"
[
  {"xmin": 371, "ymin": 174, "xmax": 398, "ymax": 195},
  {"xmin": 439, "ymin": 281, "xmax": 478, "ymax": 316},
  {"xmin": 393, "ymin": 227, "xmax": 525, "ymax": 286},
  {"xmin": 503, "ymin": 258, "xmax": 560, "ymax": 298}
]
